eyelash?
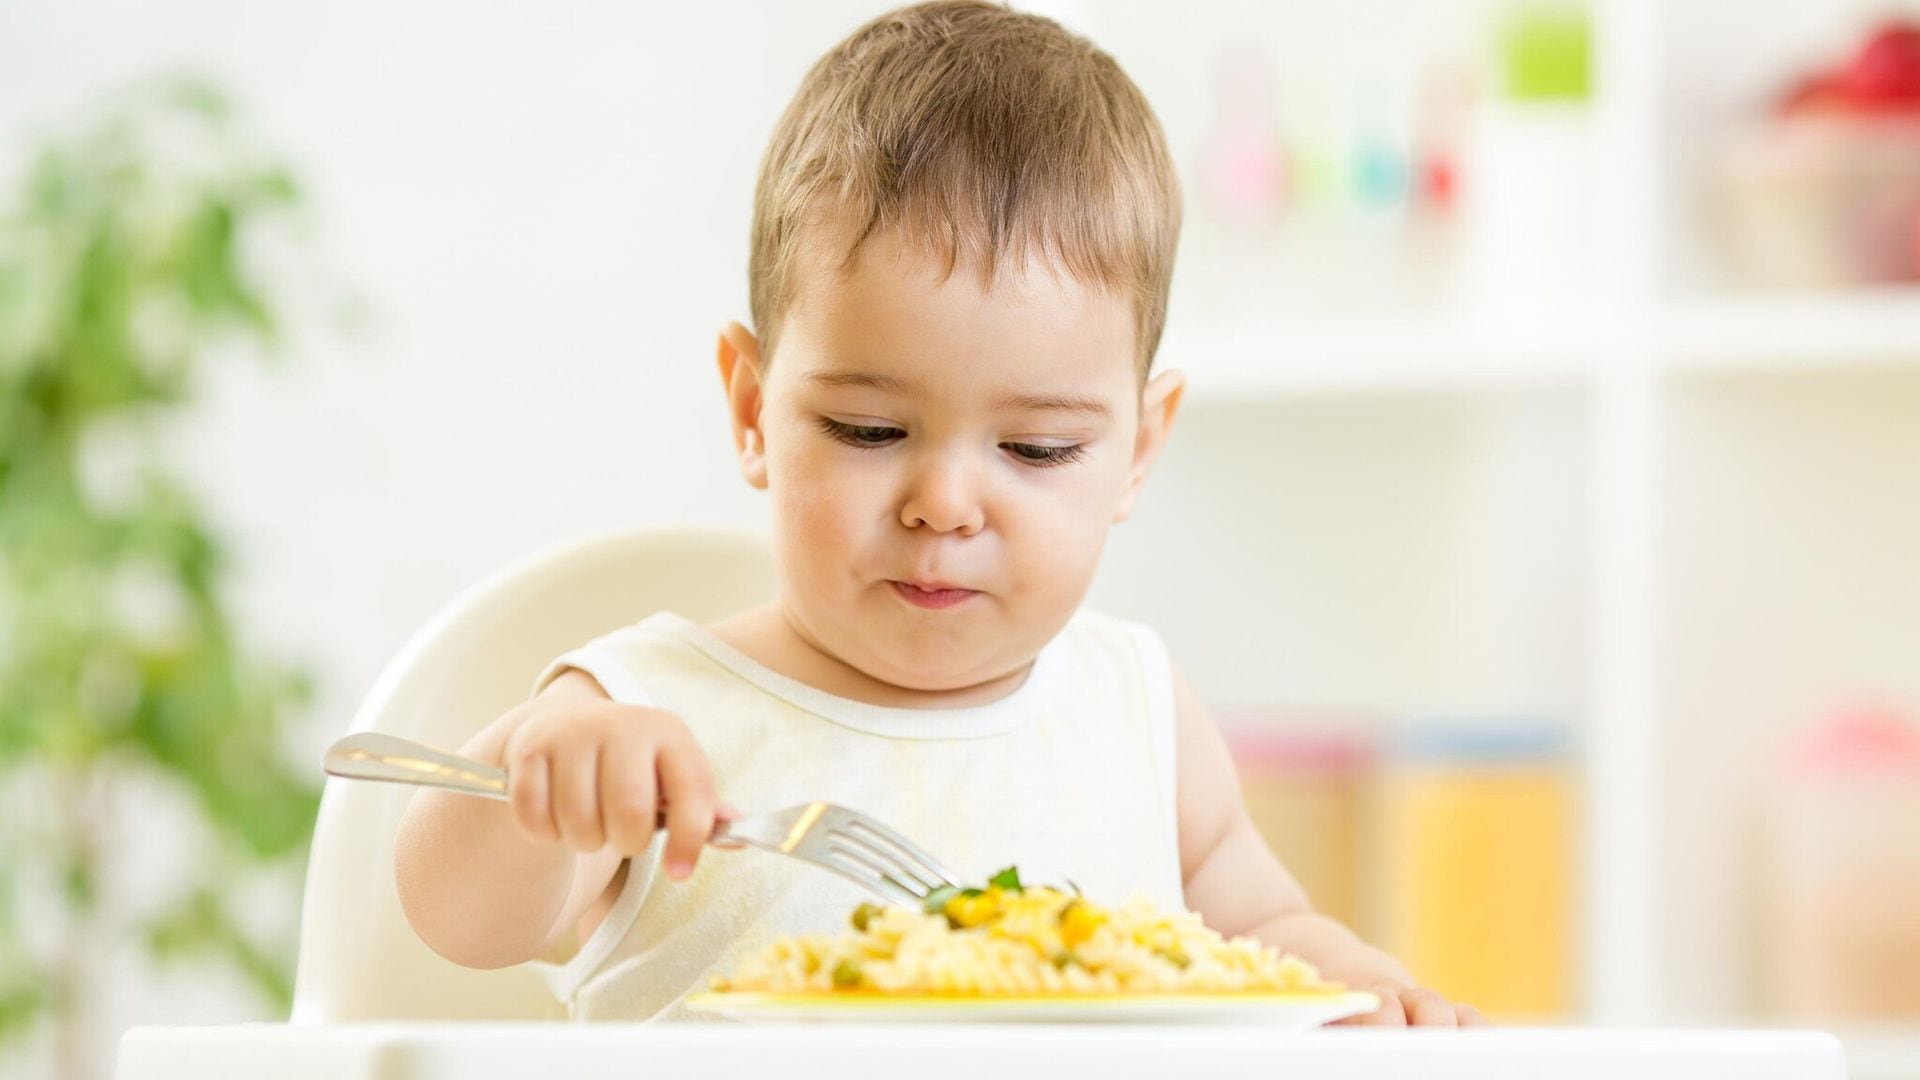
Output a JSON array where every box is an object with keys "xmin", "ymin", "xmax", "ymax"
[{"xmin": 816, "ymin": 418, "xmax": 1086, "ymax": 468}]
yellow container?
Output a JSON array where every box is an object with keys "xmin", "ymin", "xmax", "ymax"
[{"xmin": 1371, "ymin": 723, "xmax": 1574, "ymax": 1020}]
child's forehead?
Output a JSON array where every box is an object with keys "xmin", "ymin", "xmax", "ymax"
[{"xmin": 783, "ymin": 227, "xmax": 1138, "ymax": 388}]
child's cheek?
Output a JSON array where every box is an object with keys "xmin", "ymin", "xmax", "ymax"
[{"xmin": 775, "ymin": 445, "xmax": 874, "ymax": 551}]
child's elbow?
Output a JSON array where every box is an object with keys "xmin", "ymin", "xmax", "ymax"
[{"xmin": 392, "ymin": 819, "xmax": 547, "ymax": 970}]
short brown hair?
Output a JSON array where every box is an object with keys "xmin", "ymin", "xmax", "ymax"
[{"xmin": 749, "ymin": 0, "xmax": 1180, "ymax": 376}]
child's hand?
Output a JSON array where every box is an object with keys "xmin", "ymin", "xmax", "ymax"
[
  {"xmin": 496, "ymin": 694, "xmax": 723, "ymax": 879},
  {"xmin": 1335, "ymin": 983, "xmax": 1489, "ymax": 1027}
]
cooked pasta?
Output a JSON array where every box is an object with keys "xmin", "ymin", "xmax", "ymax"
[{"xmin": 710, "ymin": 867, "xmax": 1341, "ymax": 996}]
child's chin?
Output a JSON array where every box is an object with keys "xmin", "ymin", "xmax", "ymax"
[
  {"xmin": 858, "ymin": 642, "xmax": 997, "ymax": 693},
  {"xmin": 871, "ymin": 657, "xmax": 983, "ymax": 693}
]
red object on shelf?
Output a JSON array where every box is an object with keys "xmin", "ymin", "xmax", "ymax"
[
  {"xmin": 1844, "ymin": 23, "xmax": 1920, "ymax": 113},
  {"xmin": 1420, "ymin": 153, "xmax": 1458, "ymax": 213},
  {"xmin": 1775, "ymin": 72, "xmax": 1852, "ymax": 117},
  {"xmin": 1776, "ymin": 20, "xmax": 1920, "ymax": 118}
]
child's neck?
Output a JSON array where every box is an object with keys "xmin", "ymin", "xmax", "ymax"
[{"xmin": 705, "ymin": 602, "xmax": 1033, "ymax": 710}]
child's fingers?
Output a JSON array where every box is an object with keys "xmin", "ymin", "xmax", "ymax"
[
  {"xmin": 656, "ymin": 738, "xmax": 718, "ymax": 880},
  {"xmin": 1455, "ymin": 1003, "xmax": 1490, "ymax": 1026},
  {"xmin": 599, "ymin": 740, "xmax": 660, "ymax": 856},
  {"xmin": 549, "ymin": 743, "xmax": 606, "ymax": 852},
  {"xmin": 506, "ymin": 748, "xmax": 557, "ymax": 843},
  {"xmin": 1334, "ymin": 985, "xmax": 1407, "ymax": 1027},
  {"xmin": 1400, "ymin": 987, "xmax": 1458, "ymax": 1027}
]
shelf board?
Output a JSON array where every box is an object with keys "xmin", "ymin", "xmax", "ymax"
[
  {"xmin": 1835, "ymin": 1027, "xmax": 1920, "ymax": 1080},
  {"xmin": 1662, "ymin": 289, "xmax": 1920, "ymax": 374},
  {"xmin": 1159, "ymin": 317, "xmax": 1590, "ymax": 400},
  {"xmin": 1157, "ymin": 288, "xmax": 1920, "ymax": 399}
]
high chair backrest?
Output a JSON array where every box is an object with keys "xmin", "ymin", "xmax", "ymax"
[{"xmin": 289, "ymin": 525, "xmax": 776, "ymax": 1022}]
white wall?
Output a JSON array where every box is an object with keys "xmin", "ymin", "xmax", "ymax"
[{"xmin": 2, "ymin": 0, "xmax": 917, "ymax": 745}]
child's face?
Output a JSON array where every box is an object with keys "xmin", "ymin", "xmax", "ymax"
[{"xmin": 719, "ymin": 230, "xmax": 1183, "ymax": 693}]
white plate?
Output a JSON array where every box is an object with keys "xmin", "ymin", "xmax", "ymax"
[{"xmin": 685, "ymin": 990, "xmax": 1379, "ymax": 1025}]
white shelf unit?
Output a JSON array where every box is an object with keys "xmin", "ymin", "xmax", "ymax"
[{"xmin": 1084, "ymin": 0, "xmax": 1920, "ymax": 1045}]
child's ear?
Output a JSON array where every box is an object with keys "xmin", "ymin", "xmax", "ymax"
[
  {"xmin": 716, "ymin": 321, "xmax": 769, "ymax": 490},
  {"xmin": 1114, "ymin": 368, "xmax": 1186, "ymax": 523}
]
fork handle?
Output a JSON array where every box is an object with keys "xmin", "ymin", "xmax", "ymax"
[
  {"xmin": 326, "ymin": 732, "xmax": 517, "ymax": 799},
  {"xmin": 324, "ymin": 732, "xmax": 733, "ymax": 842}
]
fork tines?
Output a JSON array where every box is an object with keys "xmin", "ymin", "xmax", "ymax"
[{"xmin": 813, "ymin": 808, "xmax": 961, "ymax": 906}]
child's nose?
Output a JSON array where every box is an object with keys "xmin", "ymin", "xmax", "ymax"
[{"xmin": 898, "ymin": 454, "xmax": 985, "ymax": 536}]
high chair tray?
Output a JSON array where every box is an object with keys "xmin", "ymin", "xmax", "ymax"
[{"xmin": 116, "ymin": 1022, "xmax": 1845, "ymax": 1080}]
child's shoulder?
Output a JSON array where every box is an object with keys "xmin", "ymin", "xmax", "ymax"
[{"xmin": 535, "ymin": 610, "xmax": 715, "ymax": 704}]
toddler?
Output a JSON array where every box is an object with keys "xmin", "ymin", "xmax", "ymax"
[{"xmin": 395, "ymin": 0, "xmax": 1481, "ymax": 1027}]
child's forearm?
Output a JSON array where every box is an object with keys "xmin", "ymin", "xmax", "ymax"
[
  {"xmin": 1250, "ymin": 909, "xmax": 1414, "ymax": 990},
  {"xmin": 392, "ymin": 717, "xmax": 579, "ymax": 969}
]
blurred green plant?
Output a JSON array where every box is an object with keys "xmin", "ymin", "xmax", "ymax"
[{"xmin": 0, "ymin": 77, "xmax": 323, "ymax": 1078}]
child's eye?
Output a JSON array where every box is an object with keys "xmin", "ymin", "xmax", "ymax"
[
  {"xmin": 1001, "ymin": 442, "xmax": 1086, "ymax": 467},
  {"xmin": 819, "ymin": 417, "xmax": 904, "ymax": 447}
]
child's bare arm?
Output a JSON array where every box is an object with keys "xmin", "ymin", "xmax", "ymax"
[
  {"xmin": 392, "ymin": 670, "xmax": 718, "ymax": 969},
  {"xmin": 1171, "ymin": 663, "xmax": 1485, "ymax": 1027}
]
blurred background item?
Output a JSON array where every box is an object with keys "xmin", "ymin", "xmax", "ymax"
[
  {"xmin": 0, "ymin": 78, "xmax": 324, "ymax": 1080},
  {"xmin": 1760, "ymin": 704, "xmax": 1920, "ymax": 1022},
  {"xmin": 1370, "ymin": 717, "xmax": 1574, "ymax": 1021},
  {"xmin": 1223, "ymin": 709, "xmax": 1577, "ymax": 1021},
  {"xmin": 1460, "ymin": 0, "xmax": 1593, "ymax": 336},
  {"xmin": 1710, "ymin": 20, "xmax": 1920, "ymax": 290},
  {"xmin": 1221, "ymin": 710, "xmax": 1375, "ymax": 931}
]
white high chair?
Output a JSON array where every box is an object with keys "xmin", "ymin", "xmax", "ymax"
[{"xmin": 288, "ymin": 525, "xmax": 777, "ymax": 1023}]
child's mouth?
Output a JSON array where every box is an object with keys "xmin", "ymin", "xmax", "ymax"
[{"xmin": 889, "ymin": 580, "xmax": 979, "ymax": 610}]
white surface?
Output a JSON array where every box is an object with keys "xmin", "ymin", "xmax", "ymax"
[
  {"xmin": 291, "ymin": 527, "xmax": 776, "ymax": 1024},
  {"xmin": 1583, "ymin": 0, "xmax": 1663, "ymax": 1026},
  {"xmin": 1663, "ymin": 292, "xmax": 1920, "ymax": 373},
  {"xmin": 1835, "ymin": 1029, "xmax": 1920, "ymax": 1080},
  {"xmin": 1160, "ymin": 318, "xmax": 1585, "ymax": 400},
  {"xmin": 682, "ymin": 991, "xmax": 1379, "ymax": 1026},
  {"xmin": 112, "ymin": 1024, "xmax": 1849, "ymax": 1080},
  {"xmin": 1142, "ymin": 287, "xmax": 1920, "ymax": 399}
]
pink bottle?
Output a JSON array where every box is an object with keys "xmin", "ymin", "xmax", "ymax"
[{"xmin": 1196, "ymin": 48, "xmax": 1288, "ymax": 229}]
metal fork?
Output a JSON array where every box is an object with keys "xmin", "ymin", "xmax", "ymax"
[{"xmin": 324, "ymin": 732, "xmax": 961, "ymax": 905}]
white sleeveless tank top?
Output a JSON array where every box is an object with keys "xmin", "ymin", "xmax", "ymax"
[{"xmin": 523, "ymin": 609, "xmax": 1185, "ymax": 1021}]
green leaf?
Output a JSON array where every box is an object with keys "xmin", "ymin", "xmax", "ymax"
[
  {"xmin": 0, "ymin": 976, "xmax": 50, "ymax": 1043},
  {"xmin": 987, "ymin": 866, "xmax": 1023, "ymax": 892}
]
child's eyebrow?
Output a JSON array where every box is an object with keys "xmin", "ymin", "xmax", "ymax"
[
  {"xmin": 808, "ymin": 371, "xmax": 914, "ymax": 393},
  {"xmin": 994, "ymin": 392, "xmax": 1110, "ymax": 418},
  {"xmin": 807, "ymin": 370, "xmax": 1108, "ymax": 419}
]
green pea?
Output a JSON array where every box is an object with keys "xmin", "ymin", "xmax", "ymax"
[{"xmin": 831, "ymin": 959, "xmax": 863, "ymax": 988}]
